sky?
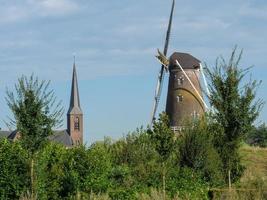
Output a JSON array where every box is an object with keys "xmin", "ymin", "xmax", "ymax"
[{"xmin": 0, "ymin": 0, "xmax": 266, "ymax": 144}]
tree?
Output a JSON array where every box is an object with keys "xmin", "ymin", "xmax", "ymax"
[
  {"xmin": 0, "ymin": 139, "xmax": 29, "ymax": 200},
  {"xmin": 84, "ymin": 142, "xmax": 112, "ymax": 194},
  {"xmin": 36, "ymin": 143, "xmax": 70, "ymax": 200},
  {"xmin": 148, "ymin": 112, "xmax": 175, "ymax": 200},
  {"xmin": 5, "ymin": 74, "xmax": 64, "ymax": 196},
  {"xmin": 178, "ymin": 118, "xmax": 223, "ymax": 185},
  {"xmin": 206, "ymin": 48, "xmax": 264, "ymax": 185},
  {"xmin": 246, "ymin": 123, "xmax": 267, "ymax": 147}
]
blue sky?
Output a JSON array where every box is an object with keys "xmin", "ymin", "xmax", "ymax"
[{"xmin": 0, "ymin": 0, "xmax": 266, "ymax": 144}]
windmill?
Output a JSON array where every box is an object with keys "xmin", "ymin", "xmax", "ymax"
[
  {"xmin": 150, "ymin": 0, "xmax": 210, "ymax": 130},
  {"xmin": 150, "ymin": 0, "xmax": 175, "ymax": 126}
]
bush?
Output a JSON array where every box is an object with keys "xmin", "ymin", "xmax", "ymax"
[
  {"xmin": 84, "ymin": 142, "xmax": 112, "ymax": 193},
  {"xmin": 178, "ymin": 119, "xmax": 223, "ymax": 185},
  {"xmin": 0, "ymin": 139, "xmax": 29, "ymax": 200},
  {"xmin": 36, "ymin": 143, "xmax": 72, "ymax": 199},
  {"xmin": 167, "ymin": 168, "xmax": 209, "ymax": 199},
  {"xmin": 136, "ymin": 188, "xmax": 181, "ymax": 200}
]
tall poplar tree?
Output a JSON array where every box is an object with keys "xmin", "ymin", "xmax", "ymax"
[
  {"xmin": 206, "ymin": 48, "xmax": 264, "ymax": 185},
  {"xmin": 5, "ymin": 74, "xmax": 64, "ymax": 196}
]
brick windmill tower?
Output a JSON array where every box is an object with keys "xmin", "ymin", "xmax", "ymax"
[
  {"xmin": 165, "ymin": 53, "xmax": 206, "ymax": 130},
  {"xmin": 150, "ymin": 0, "xmax": 208, "ymax": 130}
]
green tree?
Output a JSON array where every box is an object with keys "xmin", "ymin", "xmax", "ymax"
[
  {"xmin": 84, "ymin": 142, "xmax": 112, "ymax": 194},
  {"xmin": 36, "ymin": 143, "xmax": 70, "ymax": 200},
  {"xmin": 148, "ymin": 112, "xmax": 175, "ymax": 200},
  {"xmin": 246, "ymin": 123, "xmax": 267, "ymax": 147},
  {"xmin": 0, "ymin": 139, "xmax": 29, "ymax": 199},
  {"xmin": 107, "ymin": 129, "xmax": 161, "ymax": 198},
  {"xmin": 5, "ymin": 74, "xmax": 64, "ymax": 196},
  {"xmin": 206, "ymin": 48, "xmax": 264, "ymax": 185},
  {"xmin": 178, "ymin": 118, "xmax": 223, "ymax": 185}
]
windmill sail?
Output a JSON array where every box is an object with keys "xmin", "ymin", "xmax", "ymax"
[{"xmin": 150, "ymin": 0, "xmax": 175, "ymax": 127}]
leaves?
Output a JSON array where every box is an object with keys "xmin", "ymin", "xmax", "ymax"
[
  {"xmin": 206, "ymin": 47, "xmax": 263, "ymax": 182},
  {"xmin": 5, "ymin": 74, "xmax": 64, "ymax": 154},
  {"xmin": 0, "ymin": 139, "xmax": 29, "ymax": 200},
  {"xmin": 148, "ymin": 112, "xmax": 175, "ymax": 162}
]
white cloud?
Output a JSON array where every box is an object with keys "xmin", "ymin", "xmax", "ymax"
[
  {"xmin": 28, "ymin": 0, "xmax": 79, "ymax": 17},
  {"xmin": 0, "ymin": 0, "xmax": 80, "ymax": 24}
]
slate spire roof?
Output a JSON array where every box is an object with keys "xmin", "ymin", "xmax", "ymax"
[{"xmin": 67, "ymin": 58, "xmax": 82, "ymax": 115}]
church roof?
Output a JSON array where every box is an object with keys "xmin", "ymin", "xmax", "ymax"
[
  {"xmin": 0, "ymin": 130, "xmax": 12, "ymax": 139},
  {"xmin": 48, "ymin": 130, "xmax": 73, "ymax": 147},
  {"xmin": 67, "ymin": 61, "xmax": 82, "ymax": 115},
  {"xmin": 7, "ymin": 130, "xmax": 18, "ymax": 140},
  {"xmin": 0, "ymin": 130, "xmax": 73, "ymax": 147},
  {"xmin": 169, "ymin": 52, "xmax": 200, "ymax": 70}
]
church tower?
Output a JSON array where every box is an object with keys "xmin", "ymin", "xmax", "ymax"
[{"xmin": 67, "ymin": 59, "xmax": 83, "ymax": 145}]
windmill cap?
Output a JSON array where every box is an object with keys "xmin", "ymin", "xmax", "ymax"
[{"xmin": 169, "ymin": 52, "xmax": 200, "ymax": 70}]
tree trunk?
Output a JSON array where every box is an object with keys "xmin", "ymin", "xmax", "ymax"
[
  {"xmin": 228, "ymin": 169, "xmax": 231, "ymax": 190},
  {"xmin": 162, "ymin": 162, "xmax": 166, "ymax": 200},
  {"xmin": 31, "ymin": 157, "xmax": 35, "ymax": 198}
]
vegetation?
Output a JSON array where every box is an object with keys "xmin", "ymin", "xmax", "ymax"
[
  {"xmin": 148, "ymin": 113, "xmax": 175, "ymax": 200},
  {"xmin": 246, "ymin": 124, "xmax": 267, "ymax": 147},
  {"xmin": 0, "ymin": 49, "xmax": 266, "ymax": 200},
  {"xmin": 206, "ymin": 48, "xmax": 263, "ymax": 185},
  {"xmin": 0, "ymin": 139, "xmax": 29, "ymax": 199},
  {"xmin": 1, "ymin": 129, "xmax": 266, "ymax": 200},
  {"xmin": 178, "ymin": 118, "xmax": 223, "ymax": 185},
  {"xmin": 5, "ymin": 74, "xmax": 64, "ymax": 197}
]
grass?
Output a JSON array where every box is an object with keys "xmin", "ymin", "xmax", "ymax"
[
  {"xmin": 212, "ymin": 145, "xmax": 267, "ymax": 199},
  {"xmin": 240, "ymin": 144, "xmax": 267, "ymax": 181}
]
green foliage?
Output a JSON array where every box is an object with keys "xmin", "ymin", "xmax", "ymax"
[
  {"xmin": 206, "ymin": 48, "xmax": 263, "ymax": 182},
  {"xmin": 0, "ymin": 139, "xmax": 29, "ymax": 200},
  {"xmin": 108, "ymin": 188, "xmax": 136, "ymax": 200},
  {"xmin": 36, "ymin": 142, "xmax": 113, "ymax": 199},
  {"xmin": 148, "ymin": 113, "xmax": 176, "ymax": 199},
  {"xmin": 6, "ymin": 74, "xmax": 64, "ymax": 154},
  {"xmin": 136, "ymin": 188, "xmax": 181, "ymax": 200},
  {"xmin": 84, "ymin": 142, "xmax": 112, "ymax": 193},
  {"xmin": 246, "ymin": 124, "xmax": 267, "ymax": 147},
  {"xmin": 36, "ymin": 143, "xmax": 72, "ymax": 199},
  {"xmin": 167, "ymin": 168, "xmax": 209, "ymax": 199},
  {"xmin": 178, "ymin": 118, "xmax": 223, "ymax": 185},
  {"xmin": 108, "ymin": 128, "xmax": 160, "ymax": 190},
  {"xmin": 2, "ymin": 126, "xmax": 265, "ymax": 199},
  {"xmin": 148, "ymin": 113, "xmax": 175, "ymax": 162}
]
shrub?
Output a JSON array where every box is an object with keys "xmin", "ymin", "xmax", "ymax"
[
  {"xmin": 178, "ymin": 119, "xmax": 223, "ymax": 185},
  {"xmin": 167, "ymin": 168, "xmax": 209, "ymax": 199},
  {"xmin": 0, "ymin": 139, "xmax": 29, "ymax": 200},
  {"xmin": 36, "ymin": 143, "xmax": 72, "ymax": 199}
]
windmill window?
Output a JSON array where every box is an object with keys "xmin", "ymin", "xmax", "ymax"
[
  {"xmin": 74, "ymin": 117, "xmax": 80, "ymax": 130},
  {"xmin": 176, "ymin": 95, "xmax": 183, "ymax": 102},
  {"xmin": 177, "ymin": 76, "xmax": 184, "ymax": 85}
]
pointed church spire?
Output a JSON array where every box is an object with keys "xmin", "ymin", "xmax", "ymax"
[{"xmin": 68, "ymin": 57, "xmax": 82, "ymax": 114}]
